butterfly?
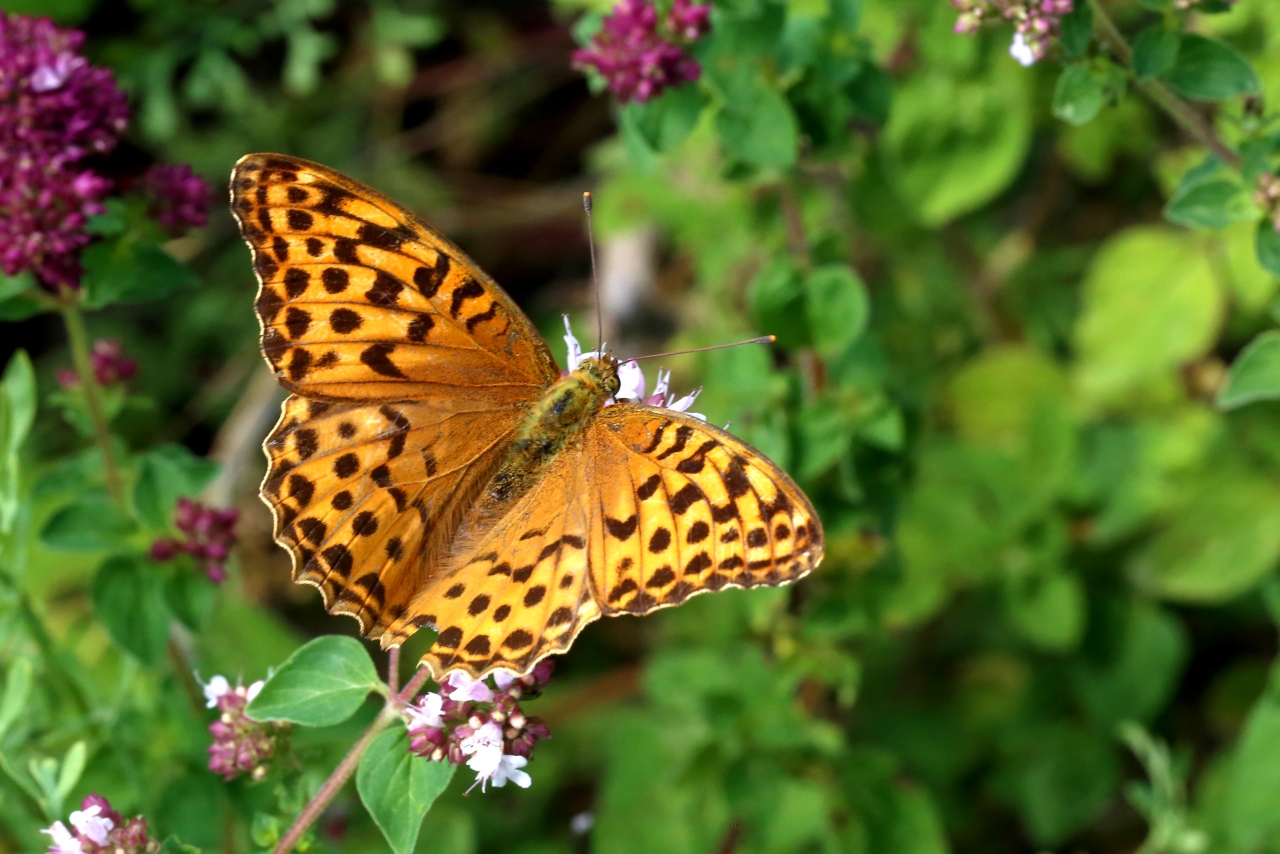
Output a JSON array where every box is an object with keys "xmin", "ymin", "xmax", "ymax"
[{"xmin": 229, "ymin": 153, "xmax": 824, "ymax": 680}]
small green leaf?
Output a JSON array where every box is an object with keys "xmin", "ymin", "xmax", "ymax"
[
  {"xmin": 157, "ymin": 836, "xmax": 203, "ymax": 854},
  {"xmin": 164, "ymin": 570, "xmax": 216, "ymax": 631},
  {"xmin": 1218, "ymin": 330, "xmax": 1280, "ymax": 409},
  {"xmin": 91, "ymin": 555, "xmax": 174, "ymax": 662},
  {"xmin": 1053, "ymin": 65, "xmax": 1109, "ymax": 126},
  {"xmin": 716, "ymin": 86, "xmax": 799, "ymax": 169},
  {"xmin": 0, "ymin": 273, "xmax": 46, "ymax": 321},
  {"xmin": 0, "ymin": 350, "xmax": 36, "ymax": 532},
  {"xmin": 40, "ymin": 495, "xmax": 136, "ymax": 551},
  {"xmin": 1163, "ymin": 178, "xmax": 1257, "ymax": 228},
  {"xmin": 246, "ymin": 635, "xmax": 381, "ymax": 726},
  {"xmin": 133, "ymin": 445, "xmax": 221, "ymax": 531},
  {"xmin": 1164, "ymin": 35, "xmax": 1259, "ymax": 101},
  {"xmin": 1058, "ymin": 3, "xmax": 1093, "ymax": 59},
  {"xmin": 622, "ymin": 86, "xmax": 708, "ymax": 153},
  {"xmin": 0, "ymin": 658, "xmax": 33, "ymax": 739},
  {"xmin": 357, "ymin": 728, "xmax": 456, "ymax": 854},
  {"xmin": 56, "ymin": 741, "xmax": 87, "ymax": 798},
  {"xmin": 81, "ymin": 237, "xmax": 198, "ymax": 308},
  {"xmin": 804, "ymin": 265, "xmax": 869, "ymax": 358},
  {"xmin": 1133, "ymin": 26, "xmax": 1180, "ymax": 80},
  {"xmin": 1256, "ymin": 219, "xmax": 1280, "ymax": 278},
  {"xmin": 748, "ymin": 261, "xmax": 808, "ymax": 349}
]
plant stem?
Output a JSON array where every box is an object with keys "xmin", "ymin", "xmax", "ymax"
[
  {"xmin": 59, "ymin": 304, "xmax": 126, "ymax": 508},
  {"xmin": 1087, "ymin": 0, "xmax": 1240, "ymax": 168},
  {"xmin": 274, "ymin": 704, "xmax": 400, "ymax": 854},
  {"xmin": 398, "ymin": 662, "xmax": 433, "ymax": 702},
  {"xmin": 387, "ymin": 647, "xmax": 400, "ymax": 698}
]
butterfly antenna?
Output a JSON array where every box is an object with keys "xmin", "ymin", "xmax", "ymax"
[
  {"xmin": 583, "ymin": 191, "xmax": 604, "ymax": 353},
  {"xmin": 626, "ymin": 336, "xmax": 776, "ymax": 362}
]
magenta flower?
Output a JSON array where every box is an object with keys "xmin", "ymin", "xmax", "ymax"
[
  {"xmin": 0, "ymin": 13, "xmax": 128, "ymax": 291},
  {"xmin": 404, "ymin": 661, "xmax": 554, "ymax": 791},
  {"xmin": 572, "ymin": 0, "xmax": 712, "ymax": 104},
  {"xmin": 951, "ymin": 0, "xmax": 1074, "ymax": 65},
  {"xmin": 202, "ymin": 674, "xmax": 286, "ymax": 782},
  {"xmin": 150, "ymin": 497, "xmax": 240, "ymax": 583},
  {"xmin": 144, "ymin": 163, "xmax": 212, "ymax": 235}
]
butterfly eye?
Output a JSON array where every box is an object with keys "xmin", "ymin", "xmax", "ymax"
[{"xmin": 605, "ymin": 373, "xmax": 620, "ymax": 397}]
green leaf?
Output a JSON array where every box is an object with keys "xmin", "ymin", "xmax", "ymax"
[
  {"xmin": 91, "ymin": 555, "xmax": 174, "ymax": 662},
  {"xmin": 1133, "ymin": 26, "xmax": 1180, "ymax": 80},
  {"xmin": 1226, "ymin": 697, "xmax": 1280, "ymax": 850},
  {"xmin": 0, "ymin": 350, "xmax": 36, "ymax": 532},
  {"xmin": 1073, "ymin": 226, "xmax": 1223, "ymax": 404},
  {"xmin": 1053, "ymin": 65, "xmax": 1108, "ymax": 126},
  {"xmin": 1058, "ymin": 2, "xmax": 1093, "ymax": 59},
  {"xmin": 56, "ymin": 741, "xmax": 87, "ymax": 798},
  {"xmin": 716, "ymin": 86, "xmax": 799, "ymax": 169},
  {"xmin": 1131, "ymin": 469, "xmax": 1280, "ymax": 602},
  {"xmin": 164, "ymin": 570, "xmax": 216, "ymax": 631},
  {"xmin": 0, "ymin": 273, "xmax": 46, "ymax": 321},
  {"xmin": 0, "ymin": 658, "xmax": 33, "ymax": 739},
  {"xmin": 1164, "ymin": 178, "xmax": 1257, "ymax": 228},
  {"xmin": 1074, "ymin": 604, "xmax": 1187, "ymax": 728},
  {"xmin": 156, "ymin": 836, "xmax": 203, "ymax": 854},
  {"xmin": 748, "ymin": 261, "xmax": 808, "ymax": 349},
  {"xmin": 882, "ymin": 71, "xmax": 1032, "ymax": 225},
  {"xmin": 1255, "ymin": 219, "xmax": 1280, "ymax": 279},
  {"xmin": 133, "ymin": 445, "xmax": 221, "ymax": 530},
  {"xmin": 1163, "ymin": 35, "xmax": 1260, "ymax": 101},
  {"xmin": 1005, "ymin": 572, "xmax": 1086, "ymax": 652},
  {"xmin": 40, "ymin": 495, "xmax": 136, "ymax": 551},
  {"xmin": 81, "ymin": 237, "xmax": 198, "ymax": 308},
  {"xmin": 1219, "ymin": 330, "xmax": 1280, "ymax": 409},
  {"xmin": 623, "ymin": 85, "xmax": 708, "ymax": 153},
  {"xmin": 246, "ymin": 635, "xmax": 381, "ymax": 726},
  {"xmin": 357, "ymin": 728, "xmax": 457, "ymax": 854},
  {"xmin": 804, "ymin": 265, "xmax": 869, "ymax": 357}
]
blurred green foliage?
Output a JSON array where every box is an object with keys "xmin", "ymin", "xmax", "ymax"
[{"xmin": 5, "ymin": 0, "xmax": 1280, "ymax": 852}]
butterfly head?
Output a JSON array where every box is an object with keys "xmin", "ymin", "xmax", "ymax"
[{"xmin": 575, "ymin": 354, "xmax": 621, "ymax": 399}]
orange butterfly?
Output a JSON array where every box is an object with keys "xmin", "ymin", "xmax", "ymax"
[{"xmin": 230, "ymin": 154, "xmax": 823, "ymax": 680}]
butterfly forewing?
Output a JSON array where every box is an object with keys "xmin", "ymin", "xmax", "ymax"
[{"xmin": 231, "ymin": 154, "xmax": 558, "ymax": 401}]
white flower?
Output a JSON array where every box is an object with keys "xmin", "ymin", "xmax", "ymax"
[
  {"xmin": 649, "ymin": 368, "xmax": 671, "ymax": 401},
  {"xmin": 570, "ymin": 811, "xmax": 595, "ymax": 835},
  {"xmin": 488, "ymin": 754, "xmax": 532, "ymax": 789},
  {"xmin": 1009, "ymin": 32, "xmax": 1037, "ymax": 66},
  {"xmin": 245, "ymin": 679, "xmax": 265, "ymax": 704},
  {"xmin": 491, "ymin": 670, "xmax": 517, "ymax": 692},
  {"xmin": 201, "ymin": 674, "xmax": 231, "ymax": 708},
  {"xmin": 667, "ymin": 388, "xmax": 705, "ymax": 420},
  {"xmin": 446, "ymin": 671, "xmax": 494, "ymax": 703},
  {"xmin": 68, "ymin": 805, "xmax": 112, "ymax": 846},
  {"xmin": 40, "ymin": 821, "xmax": 82, "ymax": 854},
  {"xmin": 405, "ymin": 692, "xmax": 445, "ymax": 729},
  {"xmin": 563, "ymin": 315, "xmax": 584, "ymax": 371},
  {"xmin": 615, "ymin": 359, "xmax": 645, "ymax": 400}
]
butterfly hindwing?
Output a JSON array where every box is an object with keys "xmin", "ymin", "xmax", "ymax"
[
  {"xmin": 263, "ymin": 395, "xmax": 523, "ymax": 638},
  {"xmin": 380, "ymin": 407, "xmax": 823, "ymax": 680},
  {"xmin": 232, "ymin": 153, "xmax": 558, "ymax": 401},
  {"xmin": 588, "ymin": 406, "xmax": 822, "ymax": 615}
]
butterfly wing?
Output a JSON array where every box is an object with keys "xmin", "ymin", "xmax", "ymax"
[
  {"xmin": 232, "ymin": 153, "xmax": 561, "ymax": 638},
  {"xmin": 231, "ymin": 153, "xmax": 558, "ymax": 400},
  {"xmin": 380, "ymin": 406, "xmax": 823, "ymax": 679}
]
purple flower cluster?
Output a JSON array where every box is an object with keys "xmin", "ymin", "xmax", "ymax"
[
  {"xmin": 57, "ymin": 338, "xmax": 137, "ymax": 389},
  {"xmin": 40, "ymin": 794, "xmax": 156, "ymax": 854},
  {"xmin": 0, "ymin": 14, "xmax": 128, "ymax": 291},
  {"xmin": 573, "ymin": 0, "xmax": 712, "ymax": 104},
  {"xmin": 150, "ymin": 498, "xmax": 240, "ymax": 583},
  {"xmin": 952, "ymin": 0, "xmax": 1074, "ymax": 66},
  {"xmin": 405, "ymin": 663, "xmax": 554, "ymax": 792},
  {"xmin": 144, "ymin": 163, "xmax": 212, "ymax": 235},
  {"xmin": 203, "ymin": 675, "xmax": 286, "ymax": 782}
]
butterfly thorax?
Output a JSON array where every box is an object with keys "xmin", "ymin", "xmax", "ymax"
[{"xmin": 482, "ymin": 356, "xmax": 621, "ymax": 507}]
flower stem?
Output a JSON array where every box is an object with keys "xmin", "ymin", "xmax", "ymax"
[
  {"xmin": 1087, "ymin": 0, "xmax": 1240, "ymax": 167},
  {"xmin": 59, "ymin": 304, "xmax": 126, "ymax": 508},
  {"xmin": 398, "ymin": 662, "xmax": 433, "ymax": 702},
  {"xmin": 387, "ymin": 647, "xmax": 401, "ymax": 697},
  {"xmin": 273, "ymin": 704, "xmax": 400, "ymax": 854}
]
